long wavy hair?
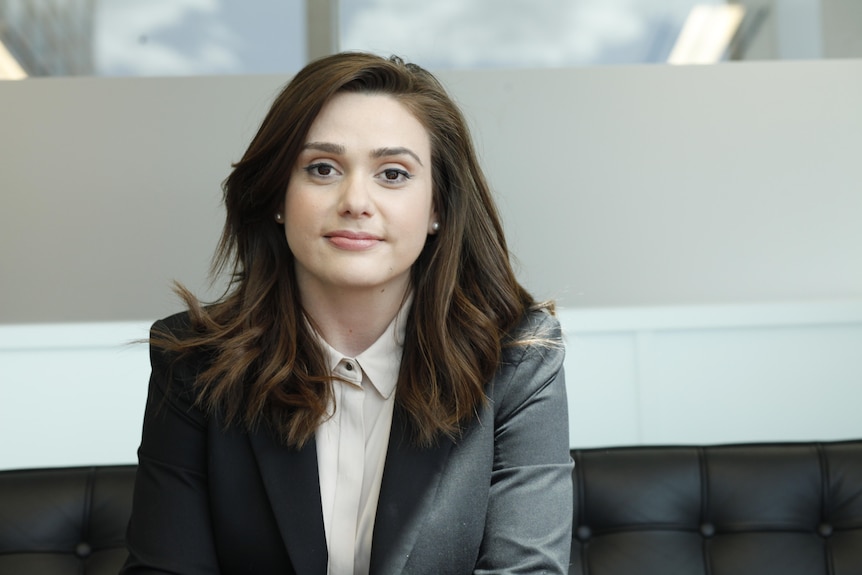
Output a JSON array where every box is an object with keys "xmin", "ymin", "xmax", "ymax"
[{"xmin": 159, "ymin": 52, "xmax": 547, "ymax": 448}]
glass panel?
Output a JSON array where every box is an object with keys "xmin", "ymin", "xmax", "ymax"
[
  {"xmin": 339, "ymin": 0, "xmax": 862, "ymax": 68},
  {"xmin": 0, "ymin": 0, "xmax": 307, "ymax": 78},
  {"xmin": 3, "ymin": 0, "xmax": 861, "ymax": 77}
]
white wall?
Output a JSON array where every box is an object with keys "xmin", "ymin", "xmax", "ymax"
[
  {"xmin": 0, "ymin": 321, "xmax": 150, "ymax": 469},
  {"xmin": 3, "ymin": 300, "xmax": 861, "ymax": 470},
  {"xmin": 561, "ymin": 300, "xmax": 862, "ymax": 448}
]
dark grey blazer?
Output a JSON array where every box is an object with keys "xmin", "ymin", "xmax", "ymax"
[{"xmin": 122, "ymin": 310, "xmax": 573, "ymax": 574}]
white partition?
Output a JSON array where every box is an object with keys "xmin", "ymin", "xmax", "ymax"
[
  {"xmin": 2, "ymin": 300, "xmax": 861, "ymax": 470},
  {"xmin": 0, "ymin": 322, "xmax": 151, "ymax": 470},
  {"xmin": 560, "ymin": 300, "xmax": 862, "ymax": 448}
]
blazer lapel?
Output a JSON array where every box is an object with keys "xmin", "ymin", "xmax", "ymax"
[
  {"xmin": 370, "ymin": 407, "xmax": 454, "ymax": 574},
  {"xmin": 249, "ymin": 428, "xmax": 328, "ymax": 575}
]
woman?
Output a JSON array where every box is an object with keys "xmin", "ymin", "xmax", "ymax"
[{"xmin": 123, "ymin": 52, "xmax": 572, "ymax": 575}]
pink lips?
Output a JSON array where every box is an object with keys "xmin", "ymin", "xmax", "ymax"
[{"xmin": 325, "ymin": 230, "xmax": 382, "ymax": 250}]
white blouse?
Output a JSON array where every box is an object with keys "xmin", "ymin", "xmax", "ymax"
[{"xmin": 314, "ymin": 303, "xmax": 408, "ymax": 575}]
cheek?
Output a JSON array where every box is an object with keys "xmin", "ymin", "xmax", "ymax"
[
  {"xmin": 282, "ymin": 194, "xmax": 314, "ymax": 253},
  {"xmin": 401, "ymin": 205, "xmax": 435, "ymax": 250},
  {"xmin": 284, "ymin": 189, "xmax": 321, "ymax": 226},
  {"xmin": 283, "ymin": 188, "xmax": 301, "ymax": 218}
]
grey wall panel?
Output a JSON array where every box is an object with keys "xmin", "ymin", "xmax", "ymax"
[{"xmin": 1, "ymin": 60, "xmax": 860, "ymax": 322}]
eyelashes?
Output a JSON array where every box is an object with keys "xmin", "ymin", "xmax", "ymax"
[
  {"xmin": 304, "ymin": 162, "xmax": 336, "ymax": 178},
  {"xmin": 380, "ymin": 168, "xmax": 413, "ymax": 183},
  {"xmin": 302, "ymin": 162, "xmax": 414, "ymax": 184}
]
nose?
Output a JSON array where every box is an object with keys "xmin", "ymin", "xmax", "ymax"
[{"xmin": 337, "ymin": 174, "xmax": 374, "ymax": 218}]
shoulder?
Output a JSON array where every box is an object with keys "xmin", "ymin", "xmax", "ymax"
[
  {"xmin": 151, "ymin": 310, "xmax": 196, "ymax": 340},
  {"xmin": 492, "ymin": 309, "xmax": 565, "ymax": 406},
  {"xmin": 147, "ymin": 311, "xmax": 211, "ymax": 396},
  {"xmin": 506, "ymin": 307, "xmax": 562, "ymax": 340},
  {"xmin": 501, "ymin": 308, "xmax": 564, "ymax": 366}
]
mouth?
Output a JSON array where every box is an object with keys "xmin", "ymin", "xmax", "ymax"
[{"xmin": 325, "ymin": 230, "xmax": 383, "ymax": 250}]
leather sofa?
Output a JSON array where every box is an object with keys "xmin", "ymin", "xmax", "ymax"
[
  {"xmin": 569, "ymin": 440, "xmax": 862, "ymax": 575},
  {"xmin": 1, "ymin": 440, "xmax": 860, "ymax": 575},
  {"xmin": 0, "ymin": 465, "xmax": 135, "ymax": 575}
]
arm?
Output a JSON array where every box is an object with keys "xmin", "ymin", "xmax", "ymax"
[
  {"xmin": 475, "ymin": 313, "xmax": 574, "ymax": 574},
  {"xmin": 122, "ymin": 317, "xmax": 221, "ymax": 574}
]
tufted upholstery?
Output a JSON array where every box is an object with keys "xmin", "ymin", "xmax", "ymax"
[
  {"xmin": 0, "ymin": 465, "xmax": 135, "ymax": 575},
  {"xmin": 570, "ymin": 440, "xmax": 862, "ymax": 575},
  {"xmin": 2, "ymin": 442, "xmax": 861, "ymax": 575}
]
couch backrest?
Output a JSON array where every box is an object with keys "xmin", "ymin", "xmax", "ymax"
[
  {"xmin": 569, "ymin": 441, "xmax": 862, "ymax": 575},
  {"xmin": 4, "ymin": 442, "xmax": 862, "ymax": 575},
  {"xmin": 0, "ymin": 465, "xmax": 135, "ymax": 575}
]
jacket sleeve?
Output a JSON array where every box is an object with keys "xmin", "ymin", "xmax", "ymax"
[
  {"xmin": 121, "ymin": 317, "xmax": 221, "ymax": 574},
  {"xmin": 474, "ymin": 312, "xmax": 574, "ymax": 574}
]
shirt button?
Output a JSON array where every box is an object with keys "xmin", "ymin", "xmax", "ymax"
[{"xmin": 344, "ymin": 362, "xmax": 354, "ymax": 371}]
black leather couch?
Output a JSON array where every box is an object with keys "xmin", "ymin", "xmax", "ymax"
[
  {"xmin": 0, "ymin": 465, "xmax": 135, "ymax": 575},
  {"xmin": 570, "ymin": 440, "xmax": 862, "ymax": 575},
  {"xmin": 2, "ymin": 440, "xmax": 861, "ymax": 575}
]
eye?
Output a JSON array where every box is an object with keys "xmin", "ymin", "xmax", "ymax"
[
  {"xmin": 303, "ymin": 162, "xmax": 338, "ymax": 178},
  {"xmin": 379, "ymin": 168, "xmax": 412, "ymax": 184}
]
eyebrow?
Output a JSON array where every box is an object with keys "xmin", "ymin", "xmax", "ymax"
[
  {"xmin": 302, "ymin": 142, "xmax": 424, "ymax": 166},
  {"xmin": 371, "ymin": 146, "xmax": 424, "ymax": 166},
  {"xmin": 302, "ymin": 142, "xmax": 344, "ymax": 155}
]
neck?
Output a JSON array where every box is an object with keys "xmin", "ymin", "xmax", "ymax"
[{"xmin": 299, "ymin": 282, "xmax": 409, "ymax": 357}]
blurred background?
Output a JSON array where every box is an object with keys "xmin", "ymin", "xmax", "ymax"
[{"xmin": 2, "ymin": 0, "xmax": 861, "ymax": 79}]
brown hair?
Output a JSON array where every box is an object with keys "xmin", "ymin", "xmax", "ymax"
[{"xmin": 160, "ymin": 52, "xmax": 546, "ymax": 447}]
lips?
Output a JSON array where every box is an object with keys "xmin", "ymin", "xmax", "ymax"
[{"xmin": 325, "ymin": 230, "xmax": 382, "ymax": 250}]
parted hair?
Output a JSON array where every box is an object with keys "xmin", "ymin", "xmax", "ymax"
[{"xmin": 159, "ymin": 52, "xmax": 547, "ymax": 448}]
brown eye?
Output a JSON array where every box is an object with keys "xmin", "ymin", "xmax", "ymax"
[
  {"xmin": 379, "ymin": 168, "xmax": 412, "ymax": 183},
  {"xmin": 304, "ymin": 163, "xmax": 336, "ymax": 177}
]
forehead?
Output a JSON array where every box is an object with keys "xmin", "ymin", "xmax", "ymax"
[{"xmin": 304, "ymin": 92, "xmax": 431, "ymax": 156}]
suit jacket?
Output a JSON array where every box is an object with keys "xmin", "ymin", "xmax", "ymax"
[{"xmin": 122, "ymin": 310, "xmax": 573, "ymax": 574}]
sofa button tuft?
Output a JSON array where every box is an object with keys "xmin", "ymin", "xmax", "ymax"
[
  {"xmin": 576, "ymin": 525, "xmax": 592, "ymax": 541},
  {"xmin": 818, "ymin": 523, "xmax": 833, "ymax": 537},
  {"xmin": 75, "ymin": 542, "xmax": 92, "ymax": 558},
  {"xmin": 700, "ymin": 523, "xmax": 715, "ymax": 537}
]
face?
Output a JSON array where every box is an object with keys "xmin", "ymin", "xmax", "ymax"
[{"xmin": 282, "ymin": 91, "xmax": 437, "ymax": 302}]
